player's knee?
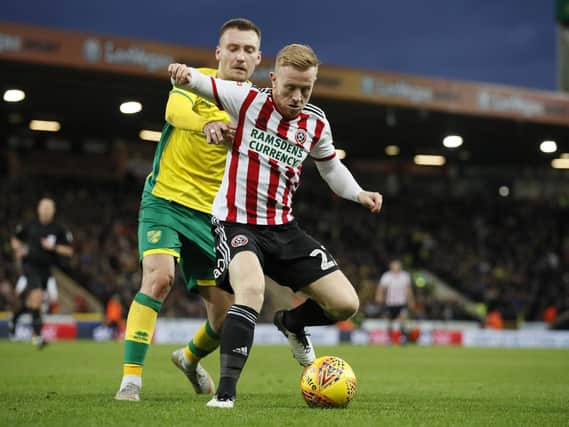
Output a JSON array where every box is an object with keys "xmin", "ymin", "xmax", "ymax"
[
  {"xmin": 146, "ymin": 270, "xmax": 174, "ymax": 300},
  {"xmin": 234, "ymin": 282, "xmax": 264, "ymax": 312},
  {"xmin": 27, "ymin": 290, "xmax": 43, "ymax": 309},
  {"xmin": 329, "ymin": 297, "xmax": 359, "ymax": 321}
]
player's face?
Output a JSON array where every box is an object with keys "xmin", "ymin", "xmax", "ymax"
[
  {"xmin": 390, "ymin": 261, "xmax": 402, "ymax": 272},
  {"xmin": 216, "ymin": 28, "xmax": 261, "ymax": 82},
  {"xmin": 37, "ymin": 199, "xmax": 55, "ymax": 224},
  {"xmin": 270, "ymin": 65, "xmax": 317, "ymax": 120}
]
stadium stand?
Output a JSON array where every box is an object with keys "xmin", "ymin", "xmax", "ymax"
[{"xmin": 1, "ymin": 23, "xmax": 567, "ymax": 328}]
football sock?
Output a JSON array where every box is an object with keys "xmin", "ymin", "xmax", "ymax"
[
  {"xmin": 122, "ymin": 292, "xmax": 162, "ymax": 378},
  {"xmin": 31, "ymin": 309, "xmax": 42, "ymax": 336},
  {"xmin": 283, "ymin": 298, "xmax": 335, "ymax": 332},
  {"xmin": 9, "ymin": 307, "xmax": 26, "ymax": 335},
  {"xmin": 216, "ymin": 304, "xmax": 258, "ymax": 399},
  {"xmin": 184, "ymin": 320, "xmax": 220, "ymax": 366}
]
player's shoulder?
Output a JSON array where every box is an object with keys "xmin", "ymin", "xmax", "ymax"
[
  {"xmin": 196, "ymin": 67, "xmax": 218, "ymax": 77},
  {"xmin": 302, "ymin": 103, "xmax": 327, "ymax": 121}
]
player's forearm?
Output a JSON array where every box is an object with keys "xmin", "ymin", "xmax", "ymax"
[
  {"xmin": 55, "ymin": 244, "xmax": 73, "ymax": 257},
  {"xmin": 10, "ymin": 237, "xmax": 25, "ymax": 259},
  {"xmin": 315, "ymin": 157, "xmax": 363, "ymax": 202},
  {"xmin": 165, "ymin": 92, "xmax": 210, "ymax": 131},
  {"xmin": 174, "ymin": 68, "xmax": 218, "ymax": 107},
  {"xmin": 375, "ymin": 288, "xmax": 385, "ymax": 304}
]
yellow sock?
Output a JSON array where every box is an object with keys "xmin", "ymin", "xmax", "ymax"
[
  {"xmin": 122, "ymin": 292, "xmax": 162, "ymax": 376},
  {"xmin": 185, "ymin": 320, "xmax": 220, "ymax": 364},
  {"xmin": 123, "ymin": 364, "xmax": 143, "ymax": 377}
]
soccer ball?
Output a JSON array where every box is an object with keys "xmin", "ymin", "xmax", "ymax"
[{"xmin": 300, "ymin": 356, "xmax": 357, "ymax": 408}]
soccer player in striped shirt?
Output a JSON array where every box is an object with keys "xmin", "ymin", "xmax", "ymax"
[
  {"xmin": 115, "ymin": 19, "xmax": 262, "ymax": 402},
  {"xmin": 376, "ymin": 259, "xmax": 415, "ymax": 343},
  {"xmin": 169, "ymin": 43, "xmax": 382, "ymax": 408}
]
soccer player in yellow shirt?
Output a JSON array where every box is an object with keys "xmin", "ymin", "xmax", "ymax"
[{"xmin": 115, "ymin": 18, "xmax": 262, "ymax": 401}]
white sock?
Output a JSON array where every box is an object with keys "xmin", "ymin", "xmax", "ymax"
[{"xmin": 120, "ymin": 374, "xmax": 142, "ymax": 389}]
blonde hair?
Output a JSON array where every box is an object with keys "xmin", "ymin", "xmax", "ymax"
[{"xmin": 275, "ymin": 44, "xmax": 319, "ymax": 71}]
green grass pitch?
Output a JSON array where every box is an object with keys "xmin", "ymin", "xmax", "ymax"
[{"xmin": 0, "ymin": 341, "xmax": 568, "ymax": 426}]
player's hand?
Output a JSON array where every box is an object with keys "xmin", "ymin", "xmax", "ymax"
[
  {"xmin": 41, "ymin": 237, "xmax": 56, "ymax": 251},
  {"xmin": 357, "ymin": 191, "xmax": 383, "ymax": 213},
  {"xmin": 204, "ymin": 121, "xmax": 236, "ymax": 145},
  {"xmin": 168, "ymin": 63, "xmax": 191, "ymax": 85}
]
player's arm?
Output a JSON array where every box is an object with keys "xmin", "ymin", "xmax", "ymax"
[
  {"xmin": 315, "ymin": 156, "xmax": 364, "ymax": 202},
  {"xmin": 41, "ymin": 239, "xmax": 73, "ymax": 257},
  {"xmin": 53, "ymin": 243, "xmax": 73, "ymax": 257},
  {"xmin": 406, "ymin": 277, "xmax": 415, "ymax": 308},
  {"xmin": 11, "ymin": 224, "xmax": 27, "ymax": 260},
  {"xmin": 311, "ymin": 121, "xmax": 382, "ymax": 212},
  {"xmin": 10, "ymin": 237, "xmax": 25, "ymax": 259},
  {"xmin": 168, "ymin": 63, "xmax": 250, "ymax": 119},
  {"xmin": 42, "ymin": 229, "xmax": 73, "ymax": 257},
  {"xmin": 165, "ymin": 89, "xmax": 235, "ymax": 145},
  {"xmin": 375, "ymin": 282, "xmax": 386, "ymax": 305},
  {"xmin": 165, "ymin": 89, "xmax": 211, "ymax": 131},
  {"xmin": 314, "ymin": 155, "xmax": 383, "ymax": 213}
]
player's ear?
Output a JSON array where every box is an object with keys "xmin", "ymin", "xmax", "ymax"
[
  {"xmin": 255, "ymin": 51, "xmax": 262, "ymax": 65},
  {"xmin": 215, "ymin": 46, "xmax": 221, "ymax": 61},
  {"xmin": 269, "ymin": 71, "xmax": 277, "ymax": 88}
]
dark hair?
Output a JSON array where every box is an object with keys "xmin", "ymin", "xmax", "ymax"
[{"xmin": 220, "ymin": 18, "xmax": 261, "ymax": 41}]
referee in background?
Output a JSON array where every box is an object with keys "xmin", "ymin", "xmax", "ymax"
[{"xmin": 9, "ymin": 197, "xmax": 73, "ymax": 348}]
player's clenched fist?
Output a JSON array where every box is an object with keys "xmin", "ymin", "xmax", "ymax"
[
  {"xmin": 357, "ymin": 191, "xmax": 383, "ymax": 213},
  {"xmin": 168, "ymin": 63, "xmax": 191, "ymax": 85}
]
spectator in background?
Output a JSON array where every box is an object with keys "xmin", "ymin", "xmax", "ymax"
[
  {"xmin": 543, "ymin": 303, "xmax": 557, "ymax": 324},
  {"xmin": 106, "ymin": 293, "xmax": 124, "ymax": 339},
  {"xmin": 485, "ymin": 308, "xmax": 504, "ymax": 329},
  {"xmin": 375, "ymin": 259, "xmax": 414, "ymax": 343}
]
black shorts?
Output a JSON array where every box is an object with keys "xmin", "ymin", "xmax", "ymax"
[
  {"xmin": 212, "ymin": 218, "xmax": 339, "ymax": 293},
  {"xmin": 22, "ymin": 263, "xmax": 50, "ymax": 292},
  {"xmin": 386, "ymin": 305, "xmax": 408, "ymax": 320}
]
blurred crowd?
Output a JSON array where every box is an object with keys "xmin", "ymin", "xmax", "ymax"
[{"xmin": 1, "ymin": 168, "xmax": 567, "ymax": 326}]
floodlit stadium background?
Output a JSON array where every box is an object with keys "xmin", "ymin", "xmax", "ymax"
[{"xmin": 0, "ymin": 2, "xmax": 568, "ymax": 348}]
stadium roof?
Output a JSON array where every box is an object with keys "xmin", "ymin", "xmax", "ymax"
[{"xmin": 1, "ymin": 23, "xmax": 568, "ymax": 170}]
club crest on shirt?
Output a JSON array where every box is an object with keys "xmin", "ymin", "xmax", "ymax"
[
  {"xmin": 295, "ymin": 129, "xmax": 308, "ymax": 145},
  {"xmin": 231, "ymin": 234, "xmax": 249, "ymax": 248},
  {"xmin": 147, "ymin": 230, "xmax": 162, "ymax": 244}
]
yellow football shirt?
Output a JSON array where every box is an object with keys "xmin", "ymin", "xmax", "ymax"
[{"xmin": 148, "ymin": 68, "xmax": 230, "ymax": 214}]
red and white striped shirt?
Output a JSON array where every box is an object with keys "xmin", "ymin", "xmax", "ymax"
[
  {"xmin": 185, "ymin": 69, "xmax": 337, "ymax": 225},
  {"xmin": 379, "ymin": 271, "xmax": 412, "ymax": 306}
]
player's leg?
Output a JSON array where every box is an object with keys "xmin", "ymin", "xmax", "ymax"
[
  {"xmin": 207, "ymin": 219, "xmax": 265, "ymax": 408},
  {"xmin": 171, "ymin": 235, "xmax": 231, "ymax": 394},
  {"xmin": 287, "ymin": 270, "xmax": 359, "ymax": 326},
  {"xmin": 171, "ymin": 286, "xmax": 232, "ymax": 394},
  {"xmin": 398, "ymin": 306, "xmax": 409, "ymax": 344},
  {"xmin": 386, "ymin": 306, "xmax": 395, "ymax": 343},
  {"xmin": 9, "ymin": 276, "xmax": 28, "ymax": 338},
  {"xmin": 116, "ymin": 191, "xmax": 186, "ymax": 401},
  {"xmin": 273, "ymin": 270, "xmax": 359, "ymax": 364},
  {"xmin": 169, "ymin": 210, "xmax": 230, "ymax": 394},
  {"xmin": 115, "ymin": 253, "xmax": 175, "ymax": 401},
  {"xmin": 207, "ymin": 250, "xmax": 263, "ymax": 408},
  {"xmin": 271, "ymin": 228, "xmax": 355, "ymax": 366},
  {"xmin": 27, "ymin": 287, "xmax": 46, "ymax": 348},
  {"xmin": 20, "ymin": 268, "xmax": 49, "ymax": 349}
]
